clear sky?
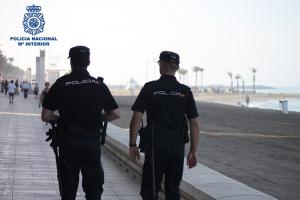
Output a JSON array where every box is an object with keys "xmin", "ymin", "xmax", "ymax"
[{"xmin": 0, "ymin": 0, "xmax": 299, "ymax": 87}]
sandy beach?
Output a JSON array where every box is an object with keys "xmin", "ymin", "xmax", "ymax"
[
  {"xmin": 111, "ymin": 87, "xmax": 300, "ymax": 106},
  {"xmin": 110, "ymin": 93, "xmax": 300, "ymax": 200}
]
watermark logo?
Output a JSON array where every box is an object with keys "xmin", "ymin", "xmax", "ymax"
[
  {"xmin": 9, "ymin": 4, "xmax": 57, "ymax": 46},
  {"xmin": 22, "ymin": 5, "xmax": 45, "ymax": 36}
]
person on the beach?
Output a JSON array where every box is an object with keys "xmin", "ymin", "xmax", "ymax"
[
  {"xmin": 129, "ymin": 51, "xmax": 200, "ymax": 200},
  {"xmin": 39, "ymin": 82, "xmax": 50, "ymax": 107},
  {"xmin": 7, "ymin": 80, "xmax": 16, "ymax": 104},
  {"xmin": 41, "ymin": 45, "xmax": 120, "ymax": 200},
  {"xmin": 246, "ymin": 94, "xmax": 250, "ymax": 106}
]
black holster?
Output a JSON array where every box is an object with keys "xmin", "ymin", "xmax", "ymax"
[
  {"xmin": 182, "ymin": 117, "xmax": 189, "ymax": 144},
  {"xmin": 138, "ymin": 126, "xmax": 151, "ymax": 153}
]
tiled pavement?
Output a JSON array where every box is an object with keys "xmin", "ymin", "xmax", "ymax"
[{"xmin": 0, "ymin": 92, "xmax": 142, "ymax": 200}]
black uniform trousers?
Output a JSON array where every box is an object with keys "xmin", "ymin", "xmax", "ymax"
[
  {"xmin": 58, "ymin": 132, "xmax": 104, "ymax": 200},
  {"xmin": 141, "ymin": 130, "xmax": 185, "ymax": 200}
]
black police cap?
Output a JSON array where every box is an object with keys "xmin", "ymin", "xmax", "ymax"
[
  {"xmin": 158, "ymin": 51, "xmax": 180, "ymax": 65},
  {"xmin": 68, "ymin": 46, "xmax": 90, "ymax": 59}
]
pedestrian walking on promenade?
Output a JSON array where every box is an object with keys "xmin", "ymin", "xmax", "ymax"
[
  {"xmin": 39, "ymin": 82, "xmax": 50, "ymax": 107},
  {"xmin": 4, "ymin": 80, "xmax": 8, "ymax": 95},
  {"xmin": 41, "ymin": 45, "xmax": 120, "ymax": 200},
  {"xmin": 1, "ymin": 80, "xmax": 5, "ymax": 93},
  {"xmin": 22, "ymin": 81, "xmax": 30, "ymax": 99},
  {"xmin": 33, "ymin": 84, "xmax": 39, "ymax": 99},
  {"xmin": 15, "ymin": 79, "xmax": 20, "ymax": 95},
  {"xmin": 8, "ymin": 80, "xmax": 16, "ymax": 104},
  {"xmin": 129, "ymin": 51, "xmax": 200, "ymax": 200}
]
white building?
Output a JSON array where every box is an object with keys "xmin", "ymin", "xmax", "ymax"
[
  {"xmin": 24, "ymin": 68, "xmax": 32, "ymax": 81},
  {"xmin": 36, "ymin": 50, "xmax": 45, "ymax": 90},
  {"xmin": 46, "ymin": 68, "xmax": 61, "ymax": 85}
]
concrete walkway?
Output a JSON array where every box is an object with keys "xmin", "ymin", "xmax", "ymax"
[{"xmin": 0, "ymin": 92, "xmax": 142, "ymax": 200}]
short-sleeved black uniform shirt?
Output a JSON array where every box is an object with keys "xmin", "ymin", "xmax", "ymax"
[
  {"xmin": 43, "ymin": 68, "xmax": 118, "ymax": 130},
  {"xmin": 132, "ymin": 75, "xmax": 198, "ymax": 129}
]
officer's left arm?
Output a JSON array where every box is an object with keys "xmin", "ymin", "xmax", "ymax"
[
  {"xmin": 129, "ymin": 111, "xmax": 143, "ymax": 160},
  {"xmin": 102, "ymin": 108, "xmax": 120, "ymax": 122},
  {"xmin": 129, "ymin": 85, "xmax": 147, "ymax": 160}
]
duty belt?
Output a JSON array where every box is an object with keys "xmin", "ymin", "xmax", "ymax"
[
  {"xmin": 64, "ymin": 124, "xmax": 101, "ymax": 137},
  {"xmin": 152, "ymin": 128, "xmax": 182, "ymax": 136}
]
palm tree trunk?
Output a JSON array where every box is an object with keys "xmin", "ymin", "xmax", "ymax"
[
  {"xmin": 195, "ymin": 72, "xmax": 198, "ymax": 89},
  {"xmin": 253, "ymin": 74, "xmax": 256, "ymax": 93},
  {"xmin": 200, "ymin": 72, "xmax": 203, "ymax": 90}
]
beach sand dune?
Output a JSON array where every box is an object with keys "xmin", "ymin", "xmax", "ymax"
[{"xmin": 112, "ymin": 95, "xmax": 300, "ymax": 200}]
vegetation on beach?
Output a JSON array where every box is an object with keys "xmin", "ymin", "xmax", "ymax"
[{"xmin": 0, "ymin": 48, "xmax": 24, "ymax": 80}]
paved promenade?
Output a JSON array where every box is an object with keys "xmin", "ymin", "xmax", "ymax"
[{"xmin": 0, "ymin": 93, "xmax": 142, "ymax": 200}]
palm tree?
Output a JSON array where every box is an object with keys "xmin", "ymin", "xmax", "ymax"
[
  {"xmin": 8, "ymin": 57, "xmax": 14, "ymax": 65},
  {"xmin": 180, "ymin": 69, "xmax": 188, "ymax": 84},
  {"xmin": 192, "ymin": 66, "xmax": 201, "ymax": 89},
  {"xmin": 199, "ymin": 67, "xmax": 204, "ymax": 90},
  {"xmin": 250, "ymin": 67, "xmax": 257, "ymax": 93},
  {"xmin": 227, "ymin": 72, "xmax": 233, "ymax": 92},
  {"xmin": 177, "ymin": 69, "xmax": 185, "ymax": 82},
  {"xmin": 235, "ymin": 74, "xmax": 242, "ymax": 92},
  {"xmin": 242, "ymin": 79, "xmax": 245, "ymax": 93},
  {"xmin": 192, "ymin": 66, "xmax": 204, "ymax": 89}
]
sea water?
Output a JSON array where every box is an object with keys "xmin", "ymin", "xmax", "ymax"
[
  {"xmin": 247, "ymin": 87, "xmax": 300, "ymax": 112},
  {"xmin": 249, "ymin": 99, "xmax": 300, "ymax": 112},
  {"xmin": 255, "ymin": 87, "xmax": 300, "ymax": 94}
]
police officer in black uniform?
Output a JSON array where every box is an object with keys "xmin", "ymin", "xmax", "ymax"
[
  {"xmin": 41, "ymin": 46, "xmax": 120, "ymax": 200},
  {"xmin": 129, "ymin": 51, "xmax": 200, "ymax": 200}
]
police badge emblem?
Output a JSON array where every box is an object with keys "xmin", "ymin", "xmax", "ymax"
[{"xmin": 22, "ymin": 5, "xmax": 45, "ymax": 36}]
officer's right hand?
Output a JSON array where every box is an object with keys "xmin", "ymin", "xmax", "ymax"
[{"xmin": 129, "ymin": 146, "xmax": 140, "ymax": 160}]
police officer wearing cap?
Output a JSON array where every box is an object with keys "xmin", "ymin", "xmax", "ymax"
[
  {"xmin": 41, "ymin": 46, "xmax": 120, "ymax": 200},
  {"xmin": 129, "ymin": 51, "xmax": 200, "ymax": 200}
]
